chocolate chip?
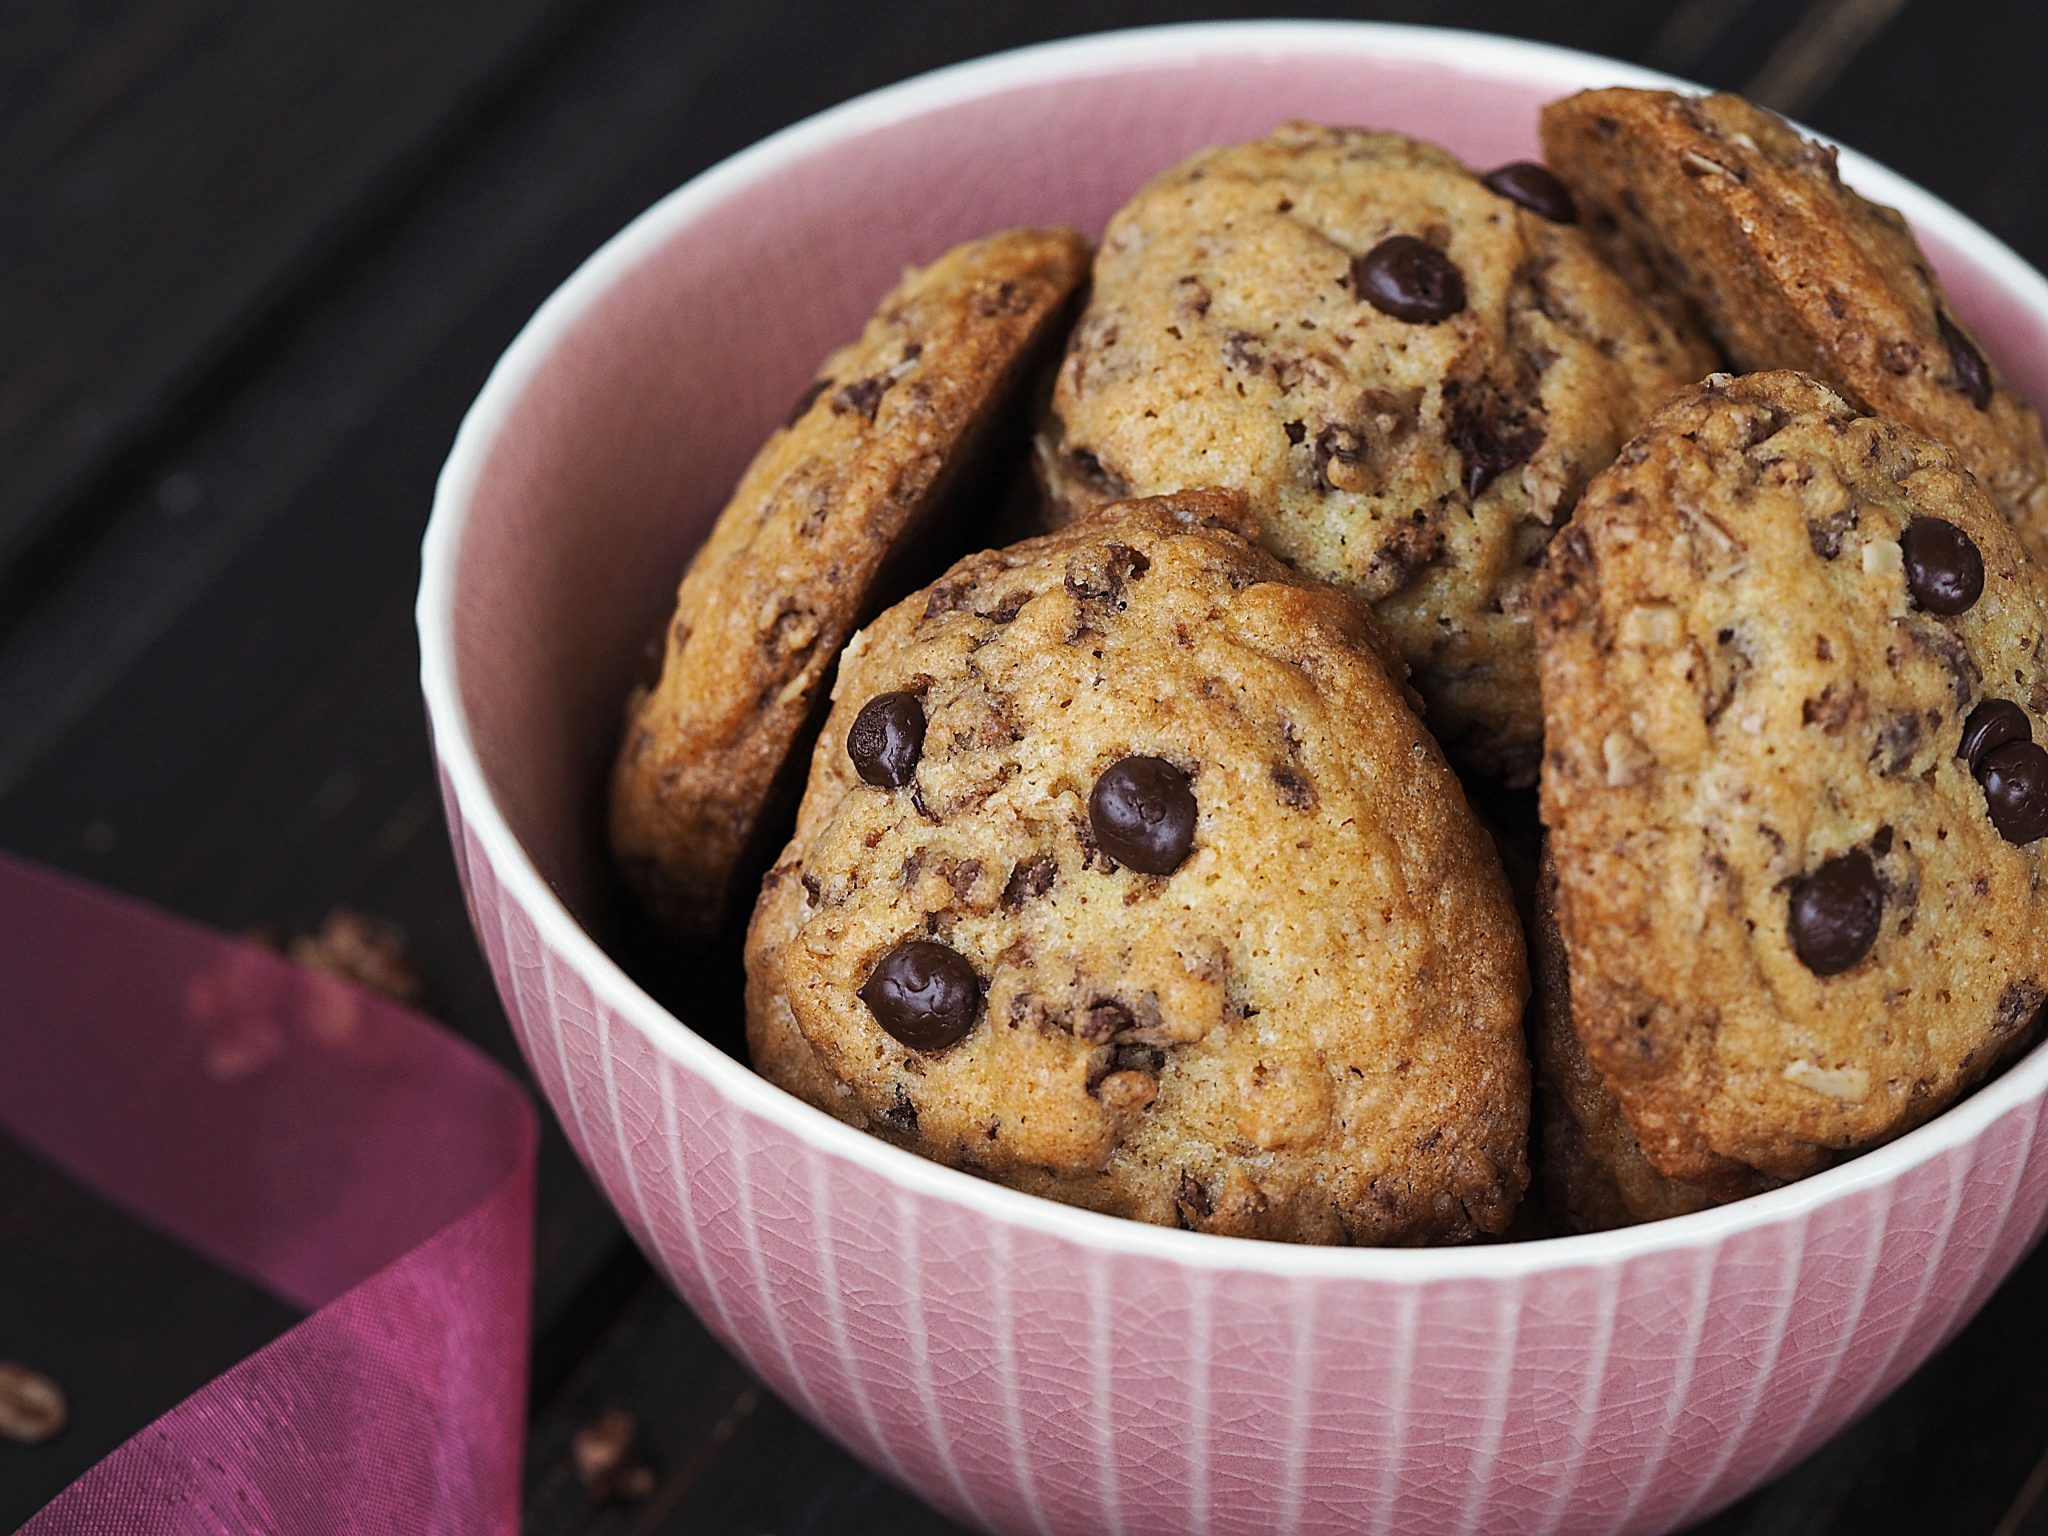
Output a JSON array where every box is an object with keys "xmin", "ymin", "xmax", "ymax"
[
  {"xmin": 786, "ymin": 378, "xmax": 829, "ymax": 428},
  {"xmin": 1996, "ymin": 980, "xmax": 2047, "ymax": 1035},
  {"xmin": 1064, "ymin": 542, "xmax": 1150, "ymax": 605},
  {"xmin": 859, "ymin": 940, "xmax": 982, "ymax": 1051},
  {"xmin": 945, "ymin": 858, "xmax": 984, "ymax": 903},
  {"xmin": 1787, "ymin": 849, "xmax": 1883, "ymax": 976},
  {"xmin": 983, "ymin": 589, "xmax": 1030, "ymax": 624},
  {"xmin": 847, "ymin": 691, "xmax": 926, "ymax": 788},
  {"xmin": 973, "ymin": 279, "xmax": 1027, "ymax": 317},
  {"xmin": 831, "ymin": 375, "xmax": 889, "ymax": 420},
  {"xmin": 1283, "ymin": 419, "xmax": 1306, "ymax": 445},
  {"xmin": 1366, "ymin": 511, "xmax": 1445, "ymax": 586},
  {"xmin": 1352, "ymin": 236, "xmax": 1466, "ymax": 324},
  {"xmin": 1980, "ymin": 741, "xmax": 2048, "ymax": 844},
  {"xmin": 1174, "ymin": 1171, "xmax": 1212, "ymax": 1227},
  {"xmin": 1089, "ymin": 756, "xmax": 1196, "ymax": 875},
  {"xmin": 1872, "ymin": 711, "xmax": 1923, "ymax": 774},
  {"xmin": 882, "ymin": 1089, "xmax": 920, "ymax": 1132},
  {"xmin": 1077, "ymin": 998, "xmax": 1135, "ymax": 1043},
  {"xmin": 1223, "ymin": 330, "xmax": 1265, "ymax": 372},
  {"xmin": 1116, "ymin": 1042, "xmax": 1165, "ymax": 1075},
  {"xmin": 1901, "ymin": 518, "xmax": 1984, "ymax": 615},
  {"xmin": 1481, "ymin": 161, "xmax": 1576, "ymax": 222},
  {"xmin": 923, "ymin": 581, "xmax": 972, "ymax": 620},
  {"xmin": 1001, "ymin": 854, "xmax": 1056, "ymax": 908},
  {"xmin": 1914, "ymin": 624, "xmax": 1981, "ymax": 708},
  {"xmin": 1445, "ymin": 386, "xmax": 1544, "ymax": 498},
  {"xmin": 1938, "ymin": 311, "xmax": 1993, "ymax": 409},
  {"xmin": 1806, "ymin": 507, "xmax": 1857, "ymax": 560},
  {"xmin": 1960, "ymin": 699, "xmax": 2031, "ymax": 769},
  {"xmin": 1066, "ymin": 447, "xmax": 1127, "ymax": 498},
  {"xmin": 1271, "ymin": 763, "xmax": 1317, "ymax": 810}
]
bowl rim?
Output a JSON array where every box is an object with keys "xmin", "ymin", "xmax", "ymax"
[{"xmin": 420, "ymin": 17, "xmax": 2048, "ymax": 1280}]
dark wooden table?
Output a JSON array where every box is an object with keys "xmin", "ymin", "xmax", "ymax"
[{"xmin": 6, "ymin": 2, "xmax": 2048, "ymax": 1531}]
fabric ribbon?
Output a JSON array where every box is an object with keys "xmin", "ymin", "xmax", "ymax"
[{"xmin": 1, "ymin": 854, "xmax": 535, "ymax": 1534}]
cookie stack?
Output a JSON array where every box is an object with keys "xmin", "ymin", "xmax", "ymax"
[{"xmin": 609, "ymin": 89, "xmax": 2048, "ymax": 1243}]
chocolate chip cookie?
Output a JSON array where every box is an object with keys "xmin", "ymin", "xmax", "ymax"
[
  {"xmin": 1536, "ymin": 371, "xmax": 2048, "ymax": 1194},
  {"xmin": 745, "ymin": 490, "xmax": 1532, "ymax": 1244},
  {"xmin": 1542, "ymin": 88, "xmax": 2048, "ymax": 561},
  {"xmin": 1038, "ymin": 123, "xmax": 1714, "ymax": 783},
  {"xmin": 610, "ymin": 227, "xmax": 1091, "ymax": 938},
  {"xmin": 1531, "ymin": 848, "xmax": 1764, "ymax": 1230}
]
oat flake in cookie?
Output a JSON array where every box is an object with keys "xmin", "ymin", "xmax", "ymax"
[
  {"xmin": 610, "ymin": 227, "xmax": 1090, "ymax": 939},
  {"xmin": 1038, "ymin": 123, "xmax": 1714, "ymax": 784},
  {"xmin": 1536, "ymin": 372, "xmax": 2048, "ymax": 1199},
  {"xmin": 745, "ymin": 490, "xmax": 1531, "ymax": 1245},
  {"xmin": 1541, "ymin": 88, "xmax": 2048, "ymax": 561}
]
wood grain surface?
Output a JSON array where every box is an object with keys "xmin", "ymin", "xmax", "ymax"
[{"xmin": 4, "ymin": 2, "xmax": 2046, "ymax": 1531}]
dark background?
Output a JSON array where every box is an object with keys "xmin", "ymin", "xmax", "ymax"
[{"xmin": 6, "ymin": 1, "xmax": 2048, "ymax": 1531}]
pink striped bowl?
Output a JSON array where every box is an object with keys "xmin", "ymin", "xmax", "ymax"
[{"xmin": 419, "ymin": 23, "xmax": 2048, "ymax": 1534}]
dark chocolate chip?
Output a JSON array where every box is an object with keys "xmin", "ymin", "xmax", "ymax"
[
  {"xmin": 1064, "ymin": 542, "xmax": 1151, "ymax": 605},
  {"xmin": 1077, "ymin": 998, "xmax": 1135, "ymax": 1043},
  {"xmin": 1222, "ymin": 329, "xmax": 1264, "ymax": 371},
  {"xmin": 831, "ymin": 375, "xmax": 889, "ymax": 420},
  {"xmin": 882, "ymin": 1089, "xmax": 920, "ymax": 1132},
  {"xmin": 847, "ymin": 691, "xmax": 926, "ymax": 788},
  {"xmin": 859, "ymin": 940, "xmax": 982, "ymax": 1051},
  {"xmin": 1001, "ymin": 854, "xmax": 1057, "ymax": 908},
  {"xmin": 1980, "ymin": 741, "xmax": 2048, "ymax": 844},
  {"xmin": 1901, "ymin": 517, "xmax": 1984, "ymax": 615},
  {"xmin": 1271, "ymin": 763, "xmax": 1317, "ymax": 810},
  {"xmin": 1446, "ymin": 389, "xmax": 1544, "ymax": 499},
  {"xmin": 1938, "ymin": 311, "xmax": 1993, "ymax": 409},
  {"xmin": 1066, "ymin": 447, "xmax": 1127, "ymax": 498},
  {"xmin": 1174, "ymin": 1171, "xmax": 1212, "ymax": 1227},
  {"xmin": 1996, "ymin": 980, "xmax": 2047, "ymax": 1035},
  {"xmin": 1352, "ymin": 236, "xmax": 1466, "ymax": 324},
  {"xmin": 1806, "ymin": 507, "xmax": 1857, "ymax": 560},
  {"xmin": 1481, "ymin": 161, "xmax": 1577, "ymax": 222},
  {"xmin": 1089, "ymin": 755, "xmax": 1196, "ymax": 875},
  {"xmin": 1960, "ymin": 699, "xmax": 2031, "ymax": 769},
  {"xmin": 786, "ymin": 378, "xmax": 830, "ymax": 427},
  {"xmin": 1787, "ymin": 849, "xmax": 1883, "ymax": 976},
  {"xmin": 1283, "ymin": 419, "xmax": 1306, "ymax": 445}
]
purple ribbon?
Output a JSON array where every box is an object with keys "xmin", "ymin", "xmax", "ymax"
[{"xmin": 1, "ymin": 855, "xmax": 536, "ymax": 1534}]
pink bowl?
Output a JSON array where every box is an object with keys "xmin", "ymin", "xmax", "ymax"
[{"xmin": 419, "ymin": 23, "xmax": 2048, "ymax": 1534}]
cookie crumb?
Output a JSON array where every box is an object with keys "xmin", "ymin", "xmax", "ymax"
[
  {"xmin": 572, "ymin": 1408, "xmax": 656, "ymax": 1503},
  {"xmin": 288, "ymin": 910, "xmax": 423, "ymax": 1003},
  {"xmin": 0, "ymin": 1363, "xmax": 66, "ymax": 1445}
]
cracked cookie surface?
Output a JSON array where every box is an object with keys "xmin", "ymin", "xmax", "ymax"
[
  {"xmin": 1542, "ymin": 88, "xmax": 2048, "ymax": 561},
  {"xmin": 1531, "ymin": 847, "xmax": 1759, "ymax": 1230},
  {"xmin": 1536, "ymin": 371, "xmax": 2048, "ymax": 1194},
  {"xmin": 610, "ymin": 227, "xmax": 1090, "ymax": 937},
  {"xmin": 1038, "ymin": 123, "xmax": 1714, "ymax": 783},
  {"xmin": 745, "ymin": 490, "xmax": 1530, "ymax": 1244}
]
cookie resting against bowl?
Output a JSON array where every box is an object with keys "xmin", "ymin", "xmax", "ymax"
[
  {"xmin": 744, "ymin": 490, "xmax": 1533, "ymax": 1245},
  {"xmin": 1534, "ymin": 371, "xmax": 2048, "ymax": 1223},
  {"xmin": 610, "ymin": 226, "xmax": 1091, "ymax": 940},
  {"xmin": 1037, "ymin": 121, "xmax": 1716, "ymax": 786},
  {"xmin": 1542, "ymin": 87, "xmax": 2048, "ymax": 563}
]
